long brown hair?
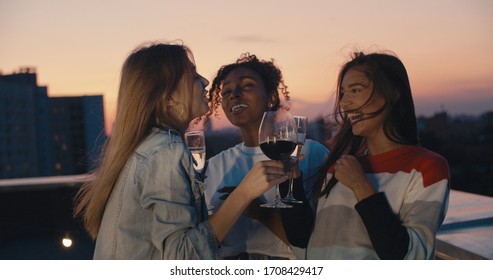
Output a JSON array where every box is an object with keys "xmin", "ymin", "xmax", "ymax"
[
  {"xmin": 74, "ymin": 42, "xmax": 196, "ymax": 238},
  {"xmin": 314, "ymin": 51, "xmax": 418, "ymax": 198}
]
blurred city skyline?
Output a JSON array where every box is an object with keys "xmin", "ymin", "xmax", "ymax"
[
  {"xmin": 1, "ymin": 0, "xmax": 492, "ymax": 133},
  {"xmin": 3, "ymin": 65, "xmax": 491, "ymax": 132}
]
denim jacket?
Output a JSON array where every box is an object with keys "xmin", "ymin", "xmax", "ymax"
[{"xmin": 93, "ymin": 128, "xmax": 218, "ymax": 259}]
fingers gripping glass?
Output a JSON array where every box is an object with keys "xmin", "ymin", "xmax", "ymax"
[{"xmin": 258, "ymin": 110, "xmax": 296, "ymax": 208}]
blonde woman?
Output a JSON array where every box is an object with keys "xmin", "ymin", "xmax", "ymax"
[{"xmin": 74, "ymin": 42, "xmax": 288, "ymax": 259}]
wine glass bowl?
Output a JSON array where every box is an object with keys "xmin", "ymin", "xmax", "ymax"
[{"xmin": 258, "ymin": 110, "xmax": 297, "ymax": 208}]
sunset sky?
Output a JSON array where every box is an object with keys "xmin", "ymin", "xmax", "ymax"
[{"xmin": 1, "ymin": 0, "xmax": 492, "ymax": 132}]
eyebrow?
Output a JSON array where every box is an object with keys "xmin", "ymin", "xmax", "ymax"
[
  {"xmin": 342, "ymin": 81, "xmax": 370, "ymax": 89},
  {"xmin": 348, "ymin": 82, "xmax": 366, "ymax": 87},
  {"xmin": 223, "ymin": 75, "xmax": 258, "ymax": 87}
]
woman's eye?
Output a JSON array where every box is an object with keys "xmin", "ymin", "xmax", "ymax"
[
  {"xmin": 351, "ymin": 88, "xmax": 362, "ymax": 94},
  {"xmin": 221, "ymin": 89, "xmax": 232, "ymax": 96},
  {"xmin": 242, "ymin": 83, "xmax": 253, "ymax": 89}
]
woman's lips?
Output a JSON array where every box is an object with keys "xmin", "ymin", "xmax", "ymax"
[
  {"xmin": 346, "ymin": 110, "xmax": 364, "ymax": 123},
  {"xmin": 231, "ymin": 103, "xmax": 248, "ymax": 113}
]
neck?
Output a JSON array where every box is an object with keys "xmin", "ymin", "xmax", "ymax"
[
  {"xmin": 366, "ymin": 139, "xmax": 404, "ymax": 156},
  {"xmin": 240, "ymin": 127, "xmax": 259, "ymax": 147}
]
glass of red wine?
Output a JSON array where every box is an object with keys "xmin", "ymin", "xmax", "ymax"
[{"xmin": 258, "ymin": 109, "xmax": 297, "ymax": 208}]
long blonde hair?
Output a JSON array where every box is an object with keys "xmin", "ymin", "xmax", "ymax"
[{"xmin": 74, "ymin": 42, "xmax": 196, "ymax": 238}]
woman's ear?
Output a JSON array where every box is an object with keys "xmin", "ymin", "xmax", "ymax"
[
  {"xmin": 165, "ymin": 95, "xmax": 175, "ymax": 106},
  {"xmin": 268, "ymin": 92, "xmax": 280, "ymax": 108}
]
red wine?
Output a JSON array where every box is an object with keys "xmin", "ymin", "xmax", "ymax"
[{"xmin": 260, "ymin": 140, "xmax": 296, "ymax": 160}]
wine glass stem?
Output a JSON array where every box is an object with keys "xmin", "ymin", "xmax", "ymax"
[
  {"xmin": 288, "ymin": 177, "xmax": 294, "ymax": 196},
  {"xmin": 275, "ymin": 184, "xmax": 282, "ymax": 201},
  {"xmin": 287, "ymin": 158, "xmax": 296, "ymax": 197}
]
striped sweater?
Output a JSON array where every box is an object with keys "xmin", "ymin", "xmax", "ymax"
[{"xmin": 306, "ymin": 145, "xmax": 450, "ymax": 259}]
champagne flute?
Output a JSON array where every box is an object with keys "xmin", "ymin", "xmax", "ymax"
[
  {"xmin": 184, "ymin": 131, "xmax": 206, "ymax": 172},
  {"xmin": 282, "ymin": 116, "xmax": 307, "ymax": 204},
  {"xmin": 258, "ymin": 109, "xmax": 297, "ymax": 208},
  {"xmin": 184, "ymin": 130, "xmax": 214, "ymax": 212}
]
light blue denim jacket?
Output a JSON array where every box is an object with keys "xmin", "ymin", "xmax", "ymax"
[{"xmin": 93, "ymin": 128, "xmax": 218, "ymax": 259}]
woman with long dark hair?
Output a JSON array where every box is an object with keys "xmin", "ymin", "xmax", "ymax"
[{"xmin": 286, "ymin": 51, "xmax": 450, "ymax": 259}]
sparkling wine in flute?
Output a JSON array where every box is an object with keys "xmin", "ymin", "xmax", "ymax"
[
  {"xmin": 184, "ymin": 131, "xmax": 206, "ymax": 172},
  {"xmin": 190, "ymin": 147, "xmax": 206, "ymax": 171},
  {"xmin": 297, "ymin": 132, "xmax": 306, "ymax": 143},
  {"xmin": 291, "ymin": 133, "xmax": 306, "ymax": 157}
]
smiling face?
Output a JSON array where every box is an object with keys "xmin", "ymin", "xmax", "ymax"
[
  {"xmin": 339, "ymin": 66, "xmax": 387, "ymax": 141},
  {"xmin": 220, "ymin": 66, "xmax": 271, "ymax": 134}
]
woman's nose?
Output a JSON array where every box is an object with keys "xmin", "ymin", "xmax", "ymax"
[
  {"xmin": 340, "ymin": 93, "xmax": 350, "ymax": 108},
  {"xmin": 201, "ymin": 76, "xmax": 209, "ymax": 87},
  {"xmin": 231, "ymin": 87, "xmax": 242, "ymax": 98}
]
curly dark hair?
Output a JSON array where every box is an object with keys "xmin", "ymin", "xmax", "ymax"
[{"xmin": 206, "ymin": 53, "xmax": 290, "ymax": 118}]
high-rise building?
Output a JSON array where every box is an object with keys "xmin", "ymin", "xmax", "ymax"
[
  {"xmin": 50, "ymin": 96, "xmax": 105, "ymax": 175},
  {"xmin": 0, "ymin": 68, "xmax": 105, "ymax": 179}
]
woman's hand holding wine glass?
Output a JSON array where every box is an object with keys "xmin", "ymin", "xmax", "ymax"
[
  {"xmin": 236, "ymin": 160, "xmax": 289, "ymax": 201},
  {"xmin": 258, "ymin": 109, "xmax": 297, "ymax": 208}
]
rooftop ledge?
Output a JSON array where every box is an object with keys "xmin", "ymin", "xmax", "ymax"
[
  {"xmin": 0, "ymin": 175, "xmax": 491, "ymax": 260},
  {"xmin": 436, "ymin": 190, "xmax": 493, "ymax": 260}
]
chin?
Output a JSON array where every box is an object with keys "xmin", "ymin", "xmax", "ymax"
[
  {"xmin": 227, "ymin": 118, "xmax": 245, "ymax": 128},
  {"xmin": 351, "ymin": 127, "xmax": 363, "ymax": 137}
]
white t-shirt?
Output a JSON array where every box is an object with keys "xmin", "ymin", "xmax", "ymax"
[{"xmin": 204, "ymin": 139, "xmax": 329, "ymax": 259}]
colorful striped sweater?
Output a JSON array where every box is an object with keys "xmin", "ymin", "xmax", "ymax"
[{"xmin": 305, "ymin": 145, "xmax": 450, "ymax": 259}]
